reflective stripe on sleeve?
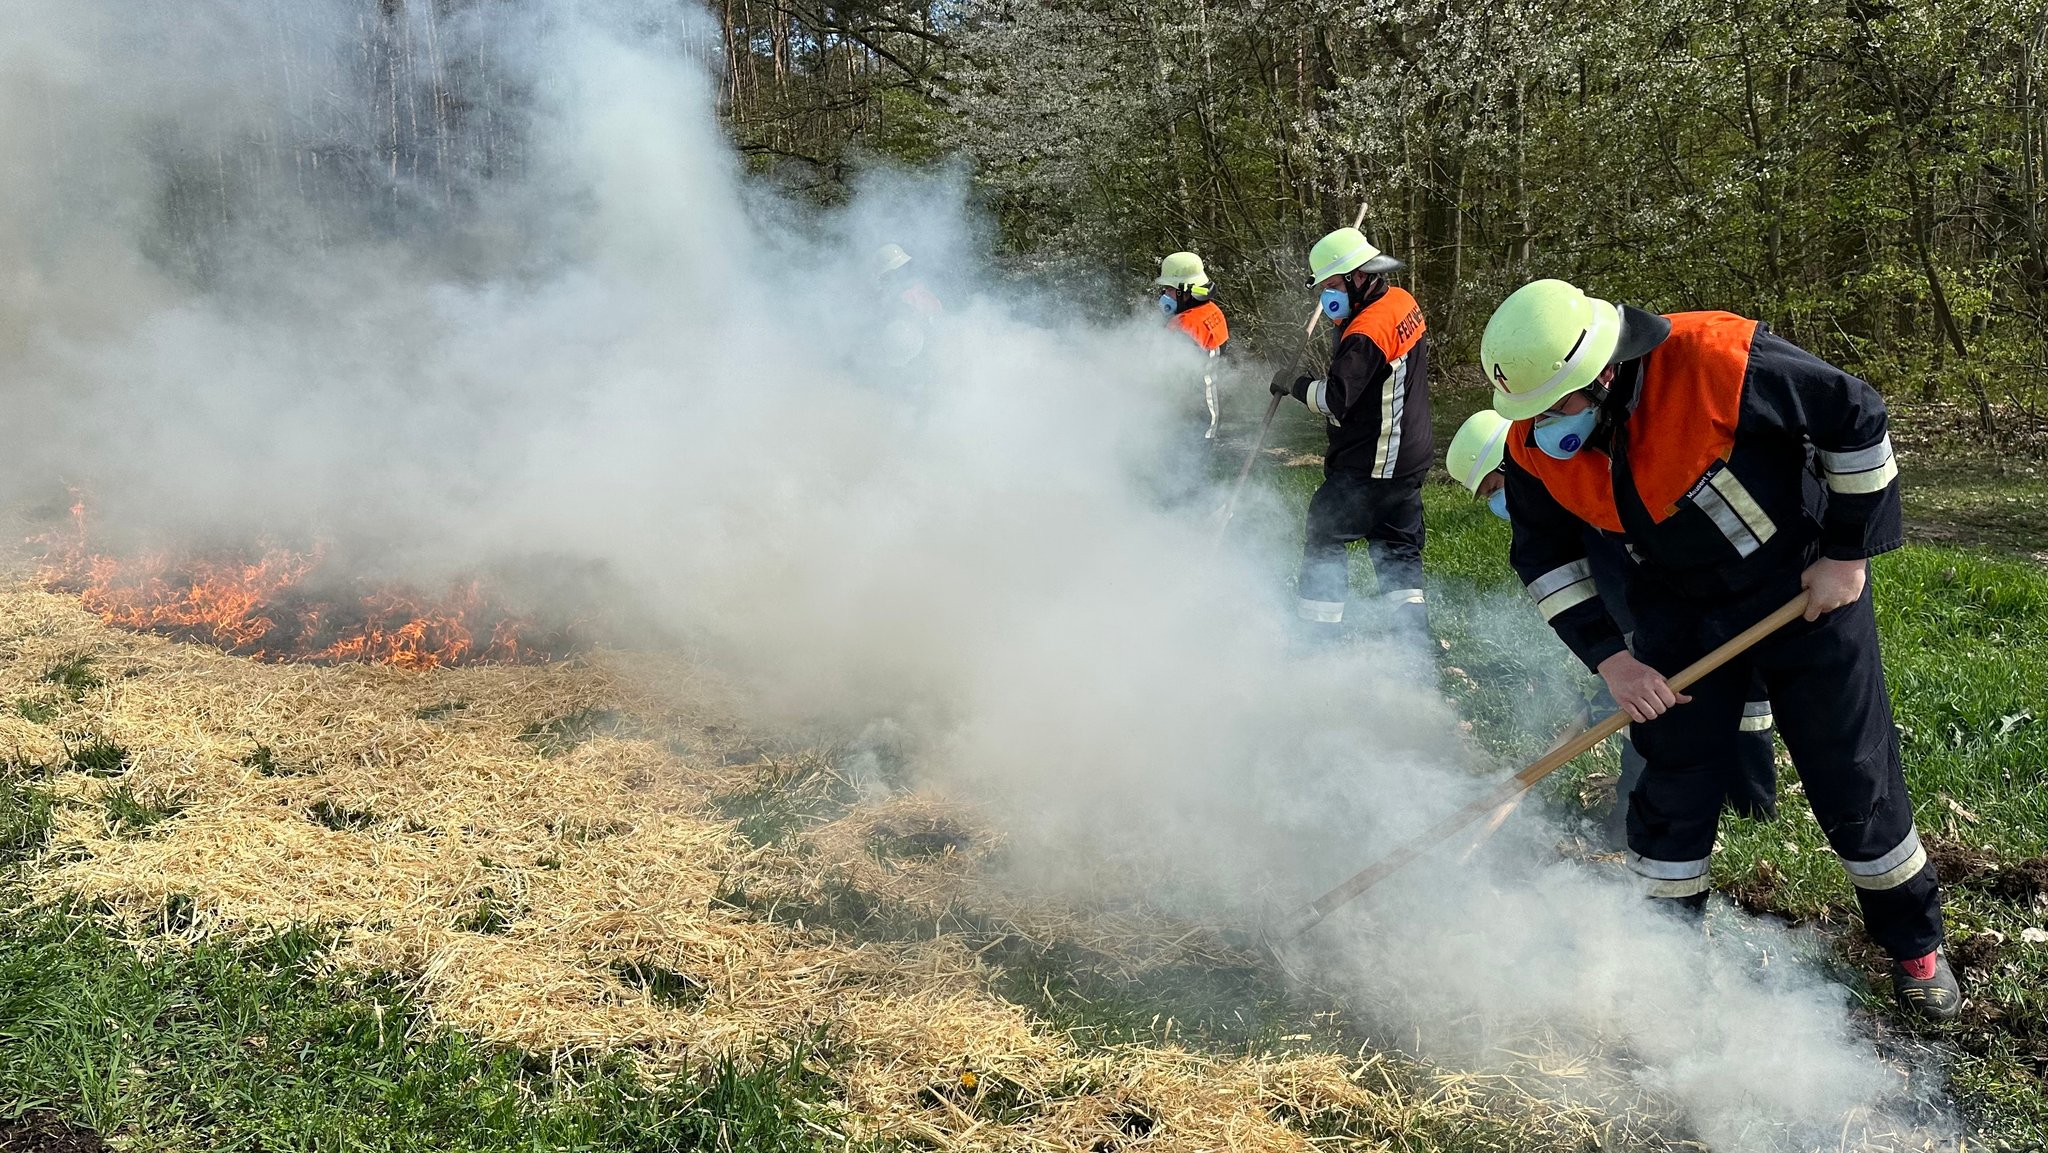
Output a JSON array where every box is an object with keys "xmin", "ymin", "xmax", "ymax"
[
  {"xmin": 1305, "ymin": 379, "xmax": 1332, "ymax": 419},
  {"xmin": 1841, "ymin": 828, "xmax": 1929, "ymax": 891},
  {"xmin": 1297, "ymin": 598, "xmax": 1345, "ymax": 624},
  {"xmin": 1821, "ymin": 435, "xmax": 1899, "ymax": 494},
  {"xmin": 1738, "ymin": 700, "xmax": 1774, "ymax": 732},
  {"xmin": 1527, "ymin": 559, "xmax": 1598, "ymax": 622}
]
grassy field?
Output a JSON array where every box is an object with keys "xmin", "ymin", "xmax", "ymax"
[
  {"xmin": 2, "ymin": 400, "xmax": 2043, "ymax": 1148},
  {"xmin": 0, "ymin": 798, "xmax": 866, "ymax": 1153}
]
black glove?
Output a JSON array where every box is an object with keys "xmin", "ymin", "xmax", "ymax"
[{"xmin": 1269, "ymin": 368, "xmax": 1300, "ymax": 398}]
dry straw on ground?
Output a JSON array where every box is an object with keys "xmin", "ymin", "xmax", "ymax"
[{"xmin": 0, "ymin": 581, "xmax": 1740, "ymax": 1149}]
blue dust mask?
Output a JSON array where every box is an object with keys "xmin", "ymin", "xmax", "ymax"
[
  {"xmin": 1486, "ymin": 488, "xmax": 1510, "ymax": 520},
  {"xmin": 1319, "ymin": 288, "xmax": 1353, "ymax": 322},
  {"xmin": 1534, "ymin": 408, "xmax": 1598, "ymax": 460},
  {"xmin": 1158, "ymin": 293, "xmax": 1179, "ymax": 315}
]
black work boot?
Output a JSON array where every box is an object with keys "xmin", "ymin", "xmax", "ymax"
[
  {"xmin": 1649, "ymin": 891, "xmax": 1710, "ymax": 925},
  {"xmin": 1892, "ymin": 951, "xmax": 1962, "ymax": 1022}
]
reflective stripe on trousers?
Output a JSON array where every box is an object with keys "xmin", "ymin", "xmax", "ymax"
[
  {"xmin": 1841, "ymin": 828, "xmax": 1929, "ymax": 891},
  {"xmin": 1627, "ymin": 851, "xmax": 1712, "ymax": 898}
]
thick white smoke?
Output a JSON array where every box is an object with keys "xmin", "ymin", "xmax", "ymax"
[{"xmin": 0, "ymin": 1, "xmax": 1958, "ymax": 1147}]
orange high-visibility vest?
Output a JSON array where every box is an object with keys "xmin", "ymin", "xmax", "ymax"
[
  {"xmin": 1172, "ymin": 301, "xmax": 1229, "ymax": 352},
  {"xmin": 1507, "ymin": 311, "xmax": 1758, "ymax": 533},
  {"xmin": 1342, "ymin": 286, "xmax": 1425, "ymax": 362}
]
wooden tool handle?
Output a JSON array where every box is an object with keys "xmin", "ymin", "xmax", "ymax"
[
  {"xmin": 1281, "ymin": 590, "xmax": 1813, "ymax": 937},
  {"xmin": 1211, "ymin": 393, "xmax": 1286, "ymax": 548}
]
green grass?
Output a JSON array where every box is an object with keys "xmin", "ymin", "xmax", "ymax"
[
  {"xmin": 42, "ymin": 654, "xmax": 103, "ymax": 696},
  {"xmin": 0, "ymin": 892, "xmax": 878, "ymax": 1152},
  {"xmin": 1897, "ymin": 459, "xmax": 2048, "ymax": 562},
  {"xmin": 1, "ymin": 762, "xmax": 55, "ymax": 866},
  {"xmin": 242, "ymin": 743, "xmax": 317, "ymax": 777},
  {"xmin": 102, "ymin": 786, "xmax": 184, "ymax": 838},
  {"xmin": 65, "ymin": 738, "xmax": 130, "ymax": 778},
  {"xmin": 3, "ymin": 747, "xmax": 882, "ymax": 1151}
]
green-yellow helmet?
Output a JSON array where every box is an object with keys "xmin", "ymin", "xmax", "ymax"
[
  {"xmin": 1446, "ymin": 410, "xmax": 1513, "ymax": 494},
  {"xmin": 873, "ymin": 243, "xmax": 912, "ymax": 278},
  {"xmin": 1305, "ymin": 227, "xmax": 1402, "ymax": 286},
  {"xmin": 1156, "ymin": 251, "xmax": 1210, "ymax": 290},
  {"xmin": 1482, "ymin": 279, "xmax": 1625, "ymax": 420}
]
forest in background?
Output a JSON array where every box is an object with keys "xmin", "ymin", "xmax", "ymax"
[
  {"xmin": 709, "ymin": 0, "xmax": 2048, "ymax": 434},
  {"xmin": 125, "ymin": 0, "xmax": 2048, "ymax": 434}
]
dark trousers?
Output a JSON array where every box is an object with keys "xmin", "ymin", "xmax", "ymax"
[
  {"xmin": 1586, "ymin": 534, "xmax": 1775, "ymax": 833},
  {"xmin": 1626, "ymin": 577, "xmax": 1942, "ymax": 959},
  {"xmin": 1608, "ymin": 683, "xmax": 1775, "ymax": 851},
  {"xmin": 1296, "ymin": 470, "xmax": 1426, "ymax": 628}
]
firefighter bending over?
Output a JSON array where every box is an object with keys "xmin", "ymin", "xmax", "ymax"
[{"xmin": 1481, "ymin": 279, "xmax": 1956, "ymax": 1020}]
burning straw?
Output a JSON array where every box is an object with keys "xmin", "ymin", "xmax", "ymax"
[{"xmin": 35, "ymin": 503, "xmax": 572, "ymax": 669}]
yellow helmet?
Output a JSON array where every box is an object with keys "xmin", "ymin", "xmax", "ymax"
[
  {"xmin": 1481, "ymin": 279, "xmax": 1625, "ymax": 420},
  {"xmin": 872, "ymin": 243, "xmax": 913, "ymax": 278},
  {"xmin": 1445, "ymin": 410, "xmax": 1513, "ymax": 494},
  {"xmin": 1156, "ymin": 251, "xmax": 1210, "ymax": 290},
  {"xmin": 1305, "ymin": 227, "xmax": 1402, "ymax": 286}
]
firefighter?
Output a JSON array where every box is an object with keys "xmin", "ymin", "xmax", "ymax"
[
  {"xmin": 1156, "ymin": 252, "xmax": 1229, "ymax": 440},
  {"xmin": 1479, "ymin": 279, "xmax": 1956, "ymax": 1020},
  {"xmin": 1446, "ymin": 411, "xmax": 1779, "ymax": 850},
  {"xmin": 1269, "ymin": 228, "xmax": 1432, "ymax": 640},
  {"xmin": 873, "ymin": 243, "xmax": 944, "ymax": 369}
]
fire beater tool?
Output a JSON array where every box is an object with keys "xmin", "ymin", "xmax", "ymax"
[
  {"xmin": 1270, "ymin": 590, "xmax": 1813, "ymax": 943},
  {"xmin": 1456, "ymin": 707, "xmax": 1595, "ymax": 864},
  {"xmin": 1212, "ymin": 200, "xmax": 1370, "ymax": 549}
]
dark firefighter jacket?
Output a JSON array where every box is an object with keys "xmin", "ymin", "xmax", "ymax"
[
  {"xmin": 1503, "ymin": 311, "xmax": 1903, "ymax": 671},
  {"xmin": 1286, "ymin": 284, "xmax": 1434, "ymax": 479}
]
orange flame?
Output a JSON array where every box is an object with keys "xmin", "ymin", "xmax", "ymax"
[{"xmin": 37, "ymin": 503, "xmax": 561, "ymax": 669}]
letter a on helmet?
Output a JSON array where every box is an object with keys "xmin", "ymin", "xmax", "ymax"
[
  {"xmin": 1482, "ymin": 279, "xmax": 1625, "ymax": 420},
  {"xmin": 1156, "ymin": 251, "xmax": 1211, "ymax": 290},
  {"xmin": 1446, "ymin": 410, "xmax": 1513, "ymax": 494},
  {"xmin": 1305, "ymin": 227, "xmax": 1403, "ymax": 286}
]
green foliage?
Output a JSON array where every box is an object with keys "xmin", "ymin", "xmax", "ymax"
[{"xmin": 919, "ymin": 0, "xmax": 2048, "ymax": 420}]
